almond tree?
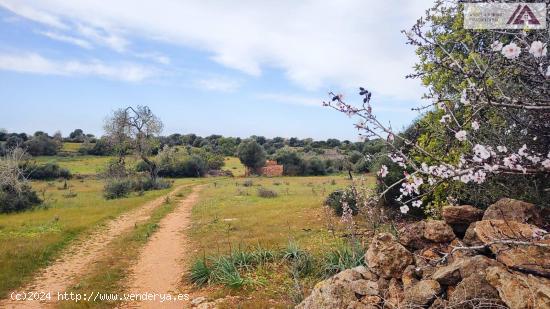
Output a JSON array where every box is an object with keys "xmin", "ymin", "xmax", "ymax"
[{"xmin": 325, "ymin": 0, "xmax": 550, "ymax": 214}]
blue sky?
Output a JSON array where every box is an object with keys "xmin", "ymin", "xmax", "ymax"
[{"xmin": 0, "ymin": 0, "xmax": 432, "ymax": 140}]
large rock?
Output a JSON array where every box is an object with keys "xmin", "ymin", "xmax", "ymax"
[
  {"xmin": 365, "ymin": 233, "xmax": 414, "ymax": 279},
  {"xmin": 473, "ymin": 220, "xmax": 550, "ymax": 277},
  {"xmin": 442, "ymin": 205, "xmax": 484, "ymax": 225},
  {"xmin": 486, "ymin": 266, "xmax": 550, "ymax": 309},
  {"xmin": 398, "ymin": 221, "xmax": 430, "ymax": 250},
  {"xmin": 442, "ymin": 205, "xmax": 484, "ymax": 236},
  {"xmin": 432, "ymin": 255, "xmax": 501, "ymax": 286},
  {"xmin": 483, "ymin": 198, "xmax": 543, "ymax": 226},
  {"xmin": 383, "ymin": 278, "xmax": 404, "ymax": 309},
  {"xmin": 296, "ymin": 268, "xmax": 377, "ymax": 309},
  {"xmin": 448, "ymin": 272, "xmax": 502, "ymax": 309},
  {"xmin": 403, "ymin": 280, "xmax": 442, "ymax": 307},
  {"xmin": 423, "ymin": 220, "xmax": 455, "ymax": 243}
]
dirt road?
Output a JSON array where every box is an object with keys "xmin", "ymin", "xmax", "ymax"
[
  {"xmin": 0, "ymin": 185, "xmax": 191, "ymax": 309},
  {"xmin": 118, "ymin": 185, "xmax": 203, "ymax": 309}
]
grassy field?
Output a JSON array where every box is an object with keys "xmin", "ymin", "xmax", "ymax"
[
  {"xmin": 187, "ymin": 175, "xmax": 375, "ymax": 307},
  {"xmin": 0, "ymin": 178, "xmax": 199, "ymax": 298},
  {"xmin": 190, "ymin": 176, "xmax": 356, "ymax": 254},
  {"xmin": 222, "ymin": 157, "xmax": 246, "ymax": 177},
  {"xmin": 33, "ymin": 155, "xmax": 115, "ymax": 175}
]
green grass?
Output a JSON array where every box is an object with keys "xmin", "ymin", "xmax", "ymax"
[
  {"xmin": 223, "ymin": 157, "xmax": 246, "ymax": 177},
  {"xmin": 187, "ymin": 175, "xmax": 374, "ymax": 307},
  {"xmin": 61, "ymin": 142, "xmax": 82, "ymax": 154},
  {"xmin": 33, "ymin": 156, "xmax": 117, "ymax": 175},
  {"xmin": 59, "ymin": 186, "xmax": 194, "ymax": 309},
  {"xmin": 0, "ymin": 178, "xmax": 199, "ymax": 298},
  {"xmin": 190, "ymin": 176, "xmax": 359, "ymax": 255}
]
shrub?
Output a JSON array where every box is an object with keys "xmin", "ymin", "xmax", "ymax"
[
  {"xmin": 324, "ymin": 187, "xmax": 358, "ymax": 216},
  {"xmin": 23, "ymin": 162, "xmax": 71, "ymax": 180},
  {"xmin": 24, "ymin": 135, "xmax": 60, "ymax": 156},
  {"xmin": 0, "ymin": 184, "xmax": 42, "ymax": 213},
  {"xmin": 242, "ymin": 179, "xmax": 254, "ymax": 187},
  {"xmin": 103, "ymin": 179, "xmax": 132, "ymax": 199},
  {"xmin": 157, "ymin": 155, "xmax": 207, "ymax": 178},
  {"xmin": 353, "ymin": 157, "xmax": 371, "ymax": 173},
  {"xmin": 257, "ymin": 187, "xmax": 278, "ymax": 198},
  {"xmin": 305, "ymin": 157, "xmax": 327, "ymax": 176}
]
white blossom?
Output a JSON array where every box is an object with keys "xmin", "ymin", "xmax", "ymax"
[
  {"xmin": 542, "ymin": 159, "xmax": 550, "ymax": 169},
  {"xmin": 460, "ymin": 89, "xmax": 470, "ymax": 105},
  {"xmin": 497, "ymin": 146, "xmax": 508, "ymax": 153},
  {"xmin": 518, "ymin": 144, "xmax": 528, "ymax": 157},
  {"xmin": 472, "ymin": 170, "xmax": 487, "ymax": 184},
  {"xmin": 491, "ymin": 41, "xmax": 503, "ymax": 52},
  {"xmin": 471, "ymin": 121, "xmax": 479, "ymax": 131},
  {"xmin": 412, "ymin": 200, "xmax": 422, "ymax": 208},
  {"xmin": 455, "ymin": 130, "xmax": 468, "ymax": 141},
  {"xmin": 529, "ymin": 41, "xmax": 547, "ymax": 58},
  {"xmin": 400, "ymin": 205, "xmax": 409, "ymax": 214},
  {"xmin": 473, "ymin": 144, "xmax": 491, "ymax": 162},
  {"xmin": 501, "ymin": 42, "xmax": 521, "ymax": 59},
  {"xmin": 377, "ymin": 165, "xmax": 388, "ymax": 178},
  {"xmin": 440, "ymin": 115, "xmax": 451, "ymax": 123}
]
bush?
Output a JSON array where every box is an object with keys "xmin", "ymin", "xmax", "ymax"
[
  {"xmin": 157, "ymin": 155, "xmax": 207, "ymax": 178},
  {"xmin": 274, "ymin": 149, "xmax": 306, "ymax": 176},
  {"xmin": 242, "ymin": 179, "xmax": 254, "ymax": 187},
  {"xmin": 0, "ymin": 185, "xmax": 42, "ymax": 213},
  {"xmin": 24, "ymin": 135, "xmax": 60, "ymax": 156},
  {"xmin": 353, "ymin": 157, "xmax": 371, "ymax": 173},
  {"xmin": 23, "ymin": 162, "xmax": 71, "ymax": 180},
  {"xmin": 257, "ymin": 187, "xmax": 278, "ymax": 198},
  {"xmin": 305, "ymin": 157, "xmax": 327, "ymax": 176},
  {"xmin": 324, "ymin": 187, "xmax": 358, "ymax": 216},
  {"xmin": 103, "ymin": 179, "xmax": 133, "ymax": 199}
]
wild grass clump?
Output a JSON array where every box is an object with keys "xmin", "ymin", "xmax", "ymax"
[
  {"xmin": 257, "ymin": 187, "xmax": 278, "ymax": 198},
  {"xmin": 284, "ymin": 241, "xmax": 315, "ymax": 278},
  {"xmin": 242, "ymin": 179, "xmax": 254, "ymax": 187},
  {"xmin": 322, "ymin": 241, "xmax": 366, "ymax": 277},
  {"xmin": 189, "ymin": 246, "xmax": 278, "ymax": 288}
]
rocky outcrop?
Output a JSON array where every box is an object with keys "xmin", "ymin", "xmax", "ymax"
[
  {"xmin": 365, "ymin": 233, "xmax": 413, "ymax": 279},
  {"xmin": 398, "ymin": 220, "xmax": 455, "ymax": 250},
  {"xmin": 442, "ymin": 205, "xmax": 484, "ymax": 236},
  {"xmin": 483, "ymin": 198, "xmax": 543, "ymax": 226},
  {"xmin": 486, "ymin": 266, "xmax": 550, "ymax": 309},
  {"xmin": 297, "ymin": 199, "xmax": 548, "ymax": 309},
  {"xmin": 296, "ymin": 267, "xmax": 380, "ymax": 309}
]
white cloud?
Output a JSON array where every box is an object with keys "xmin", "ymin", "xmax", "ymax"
[
  {"xmin": 76, "ymin": 24, "xmax": 128, "ymax": 53},
  {"xmin": 134, "ymin": 52, "xmax": 170, "ymax": 65},
  {"xmin": 0, "ymin": 0, "xmax": 433, "ymax": 100},
  {"xmin": 0, "ymin": 0, "xmax": 67, "ymax": 29},
  {"xmin": 38, "ymin": 31, "xmax": 92, "ymax": 49},
  {"xmin": 0, "ymin": 52, "xmax": 157, "ymax": 82},
  {"xmin": 195, "ymin": 76, "xmax": 241, "ymax": 92}
]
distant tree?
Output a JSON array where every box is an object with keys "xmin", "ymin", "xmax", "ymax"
[
  {"xmin": 24, "ymin": 134, "xmax": 60, "ymax": 156},
  {"xmin": 326, "ymin": 138, "xmax": 341, "ymax": 148},
  {"xmin": 104, "ymin": 106, "xmax": 163, "ymax": 180},
  {"xmin": 237, "ymin": 140, "xmax": 266, "ymax": 174}
]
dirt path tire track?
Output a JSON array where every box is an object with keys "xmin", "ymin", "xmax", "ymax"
[
  {"xmin": 118, "ymin": 185, "xmax": 204, "ymax": 309},
  {"xmin": 0, "ymin": 185, "xmax": 191, "ymax": 309}
]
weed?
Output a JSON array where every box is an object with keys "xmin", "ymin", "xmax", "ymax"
[
  {"xmin": 190, "ymin": 259, "xmax": 211, "ymax": 286},
  {"xmin": 322, "ymin": 241, "xmax": 366, "ymax": 277},
  {"xmin": 257, "ymin": 187, "xmax": 277, "ymax": 198},
  {"xmin": 242, "ymin": 179, "xmax": 254, "ymax": 187}
]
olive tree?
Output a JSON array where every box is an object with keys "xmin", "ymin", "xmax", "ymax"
[
  {"xmin": 237, "ymin": 140, "xmax": 266, "ymax": 175},
  {"xmin": 104, "ymin": 106, "xmax": 163, "ymax": 180}
]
